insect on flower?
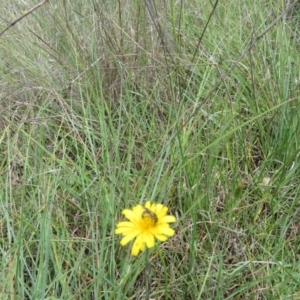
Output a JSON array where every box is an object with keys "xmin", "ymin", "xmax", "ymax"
[
  {"xmin": 142, "ymin": 206, "xmax": 158, "ymax": 223},
  {"xmin": 115, "ymin": 201, "xmax": 176, "ymax": 256}
]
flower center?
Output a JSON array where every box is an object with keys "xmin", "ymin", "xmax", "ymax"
[
  {"xmin": 141, "ymin": 207, "xmax": 158, "ymax": 228},
  {"xmin": 143, "ymin": 215, "xmax": 156, "ymax": 228},
  {"xmin": 142, "ymin": 208, "xmax": 157, "ymax": 221}
]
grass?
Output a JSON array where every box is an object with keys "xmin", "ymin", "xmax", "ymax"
[{"xmin": 0, "ymin": 0, "xmax": 300, "ymax": 299}]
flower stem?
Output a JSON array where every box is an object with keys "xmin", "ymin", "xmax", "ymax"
[{"xmin": 145, "ymin": 248, "xmax": 151, "ymax": 300}]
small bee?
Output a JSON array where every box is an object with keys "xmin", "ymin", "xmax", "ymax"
[{"xmin": 142, "ymin": 207, "xmax": 158, "ymax": 223}]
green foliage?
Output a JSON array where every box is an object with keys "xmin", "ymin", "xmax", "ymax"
[{"xmin": 0, "ymin": 0, "xmax": 299, "ymax": 299}]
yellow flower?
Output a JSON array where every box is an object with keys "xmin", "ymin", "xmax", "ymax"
[{"xmin": 115, "ymin": 201, "xmax": 176, "ymax": 256}]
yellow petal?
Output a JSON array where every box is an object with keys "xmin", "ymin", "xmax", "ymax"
[
  {"xmin": 115, "ymin": 226, "xmax": 136, "ymax": 235},
  {"xmin": 116, "ymin": 221, "xmax": 134, "ymax": 228},
  {"xmin": 131, "ymin": 235, "xmax": 145, "ymax": 256},
  {"xmin": 156, "ymin": 226, "xmax": 175, "ymax": 237},
  {"xmin": 122, "ymin": 209, "xmax": 137, "ymax": 221},
  {"xmin": 162, "ymin": 215, "xmax": 176, "ymax": 223},
  {"xmin": 120, "ymin": 232, "xmax": 139, "ymax": 245},
  {"xmin": 153, "ymin": 234, "xmax": 168, "ymax": 241},
  {"xmin": 143, "ymin": 232, "xmax": 155, "ymax": 248}
]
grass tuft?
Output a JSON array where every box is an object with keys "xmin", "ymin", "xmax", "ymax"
[{"xmin": 0, "ymin": 0, "xmax": 300, "ymax": 299}]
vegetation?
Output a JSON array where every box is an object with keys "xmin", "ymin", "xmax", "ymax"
[{"xmin": 0, "ymin": 0, "xmax": 299, "ymax": 299}]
